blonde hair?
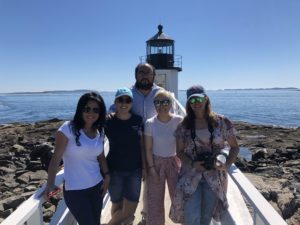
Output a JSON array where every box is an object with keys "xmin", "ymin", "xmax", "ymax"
[{"xmin": 154, "ymin": 90, "xmax": 173, "ymax": 102}]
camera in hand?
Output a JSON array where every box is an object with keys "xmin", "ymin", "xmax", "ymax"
[{"xmin": 194, "ymin": 151, "xmax": 215, "ymax": 170}]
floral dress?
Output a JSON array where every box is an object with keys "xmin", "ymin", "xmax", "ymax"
[{"xmin": 169, "ymin": 114, "xmax": 237, "ymax": 223}]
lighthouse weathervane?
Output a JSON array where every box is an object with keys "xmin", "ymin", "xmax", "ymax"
[{"xmin": 140, "ymin": 24, "xmax": 182, "ymax": 98}]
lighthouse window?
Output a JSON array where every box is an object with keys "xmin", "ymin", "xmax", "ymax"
[{"xmin": 148, "ymin": 45, "xmax": 173, "ymax": 54}]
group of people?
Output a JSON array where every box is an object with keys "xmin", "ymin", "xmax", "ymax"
[{"xmin": 44, "ymin": 62, "xmax": 240, "ymax": 225}]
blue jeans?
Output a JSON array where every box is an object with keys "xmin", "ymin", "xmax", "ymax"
[
  {"xmin": 63, "ymin": 181, "xmax": 103, "ymax": 225},
  {"xmin": 184, "ymin": 178, "xmax": 218, "ymax": 225},
  {"xmin": 109, "ymin": 169, "xmax": 142, "ymax": 203}
]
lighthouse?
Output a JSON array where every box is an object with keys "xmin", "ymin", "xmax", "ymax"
[{"xmin": 140, "ymin": 24, "xmax": 182, "ymax": 98}]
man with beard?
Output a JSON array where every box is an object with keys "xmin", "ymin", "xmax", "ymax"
[
  {"xmin": 131, "ymin": 63, "xmax": 162, "ymax": 123},
  {"xmin": 108, "ymin": 63, "xmax": 162, "ymax": 121},
  {"xmin": 132, "ymin": 63, "xmax": 162, "ymax": 225}
]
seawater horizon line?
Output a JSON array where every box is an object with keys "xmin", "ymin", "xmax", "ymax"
[
  {"xmin": 1, "ymin": 87, "xmax": 300, "ymax": 95},
  {"xmin": 1, "ymin": 117, "xmax": 298, "ymax": 130}
]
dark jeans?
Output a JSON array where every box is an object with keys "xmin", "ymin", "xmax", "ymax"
[{"xmin": 63, "ymin": 181, "xmax": 103, "ymax": 225}]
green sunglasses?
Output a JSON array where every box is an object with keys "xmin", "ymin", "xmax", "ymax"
[{"xmin": 189, "ymin": 96, "xmax": 206, "ymax": 104}]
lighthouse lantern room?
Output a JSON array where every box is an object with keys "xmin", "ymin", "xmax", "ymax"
[{"xmin": 140, "ymin": 25, "xmax": 182, "ymax": 98}]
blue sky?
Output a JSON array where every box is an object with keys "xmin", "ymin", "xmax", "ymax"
[{"xmin": 0, "ymin": 0, "xmax": 300, "ymax": 93}]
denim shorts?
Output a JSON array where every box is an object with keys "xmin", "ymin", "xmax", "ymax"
[{"xmin": 109, "ymin": 169, "xmax": 142, "ymax": 203}]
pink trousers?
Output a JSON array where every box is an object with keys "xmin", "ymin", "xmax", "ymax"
[{"xmin": 146, "ymin": 155, "xmax": 181, "ymax": 225}]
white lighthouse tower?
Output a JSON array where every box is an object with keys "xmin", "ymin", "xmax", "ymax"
[{"xmin": 141, "ymin": 24, "xmax": 182, "ymax": 98}]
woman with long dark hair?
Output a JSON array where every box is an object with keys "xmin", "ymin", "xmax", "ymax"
[
  {"xmin": 170, "ymin": 85, "xmax": 239, "ymax": 225},
  {"xmin": 44, "ymin": 91, "xmax": 110, "ymax": 225}
]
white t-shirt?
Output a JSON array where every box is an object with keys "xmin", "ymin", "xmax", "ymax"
[
  {"xmin": 144, "ymin": 115, "xmax": 183, "ymax": 157},
  {"xmin": 58, "ymin": 121, "xmax": 104, "ymax": 190}
]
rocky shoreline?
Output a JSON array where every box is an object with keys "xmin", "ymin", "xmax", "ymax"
[{"xmin": 0, "ymin": 119, "xmax": 299, "ymax": 224}]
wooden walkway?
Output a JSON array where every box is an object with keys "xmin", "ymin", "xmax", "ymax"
[
  {"xmin": 101, "ymin": 181, "xmax": 175, "ymax": 225},
  {"xmin": 101, "ymin": 175, "xmax": 254, "ymax": 225}
]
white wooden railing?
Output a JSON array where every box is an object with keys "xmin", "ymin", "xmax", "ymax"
[{"xmin": 1, "ymin": 97, "xmax": 288, "ymax": 225}]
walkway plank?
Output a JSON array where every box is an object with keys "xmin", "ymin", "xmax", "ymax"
[{"xmin": 101, "ymin": 181, "xmax": 175, "ymax": 225}]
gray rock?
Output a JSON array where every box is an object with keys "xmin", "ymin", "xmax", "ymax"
[
  {"xmin": 0, "ymin": 160, "xmax": 14, "ymax": 167},
  {"xmin": 278, "ymin": 192, "xmax": 296, "ymax": 219},
  {"xmin": 21, "ymin": 191, "xmax": 36, "ymax": 199},
  {"xmin": 3, "ymin": 196, "xmax": 26, "ymax": 210},
  {"xmin": 252, "ymin": 148, "xmax": 268, "ymax": 160},
  {"xmin": 0, "ymin": 153, "xmax": 12, "ymax": 161},
  {"xmin": 0, "ymin": 166, "xmax": 16, "ymax": 175},
  {"xmin": 0, "ymin": 208, "xmax": 13, "ymax": 219},
  {"xmin": 26, "ymin": 161, "xmax": 43, "ymax": 171},
  {"xmin": 24, "ymin": 185, "xmax": 38, "ymax": 192},
  {"xmin": 29, "ymin": 170, "xmax": 48, "ymax": 181},
  {"xmin": 3, "ymin": 181, "xmax": 19, "ymax": 188},
  {"xmin": 11, "ymin": 144, "xmax": 25, "ymax": 152}
]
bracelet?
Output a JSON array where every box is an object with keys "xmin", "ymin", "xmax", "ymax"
[{"xmin": 148, "ymin": 165, "xmax": 154, "ymax": 168}]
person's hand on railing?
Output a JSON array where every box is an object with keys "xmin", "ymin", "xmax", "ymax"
[{"xmin": 43, "ymin": 184, "xmax": 61, "ymax": 201}]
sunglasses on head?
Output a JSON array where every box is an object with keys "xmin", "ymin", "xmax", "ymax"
[
  {"xmin": 189, "ymin": 96, "xmax": 206, "ymax": 104},
  {"xmin": 153, "ymin": 99, "xmax": 171, "ymax": 107},
  {"xmin": 83, "ymin": 106, "xmax": 100, "ymax": 113},
  {"xmin": 116, "ymin": 97, "xmax": 132, "ymax": 104}
]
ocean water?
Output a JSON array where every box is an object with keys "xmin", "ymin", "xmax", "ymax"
[{"xmin": 0, "ymin": 89, "xmax": 299, "ymax": 128}]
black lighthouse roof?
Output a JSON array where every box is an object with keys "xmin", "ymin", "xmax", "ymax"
[{"xmin": 147, "ymin": 24, "xmax": 173, "ymax": 43}]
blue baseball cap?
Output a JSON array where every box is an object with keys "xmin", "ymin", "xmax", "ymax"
[
  {"xmin": 186, "ymin": 85, "xmax": 206, "ymax": 100},
  {"xmin": 115, "ymin": 87, "xmax": 133, "ymax": 99}
]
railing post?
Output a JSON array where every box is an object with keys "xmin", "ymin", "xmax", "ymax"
[
  {"xmin": 254, "ymin": 209, "xmax": 266, "ymax": 225},
  {"xmin": 26, "ymin": 206, "xmax": 44, "ymax": 225}
]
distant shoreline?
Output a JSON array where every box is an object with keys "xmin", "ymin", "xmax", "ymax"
[
  {"xmin": 1, "ymin": 118, "xmax": 299, "ymax": 129},
  {"xmin": 222, "ymin": 87, "xmax": 300, "ymax": 91},
  {"xmin": 1, "ymin": 87, "xmax": 300, "ymax": 95}
]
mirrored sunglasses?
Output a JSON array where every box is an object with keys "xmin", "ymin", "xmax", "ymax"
[
  {"xmin": 116, "ymin": 97, "xmax": 132, "ymax": 104},
  {"xmin": 153, "ymin": 99, "xmax": 171, "ymax": 107},
  {"xmin": 189, "ymin": 96, "xmax": 206, "ymax": 104},
  {"xmin": 83, "ymin": 106, "xmax": 100, "ymax": 113}
]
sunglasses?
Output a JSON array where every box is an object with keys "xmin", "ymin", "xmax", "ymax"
[
  {"xmin": 189, "ymin": 96, "xmax": 206, "ymax": 104},
  {"xmin": 116, "ymin": 97, "xmax": 132, "ymax": 104},
  {"xmin": 153, "ymin": 99, "xmax": 171, "ymax": 107},
  {"xmin": 83, "ymin": 106, "xmax": 100, "ymax": 113}
]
